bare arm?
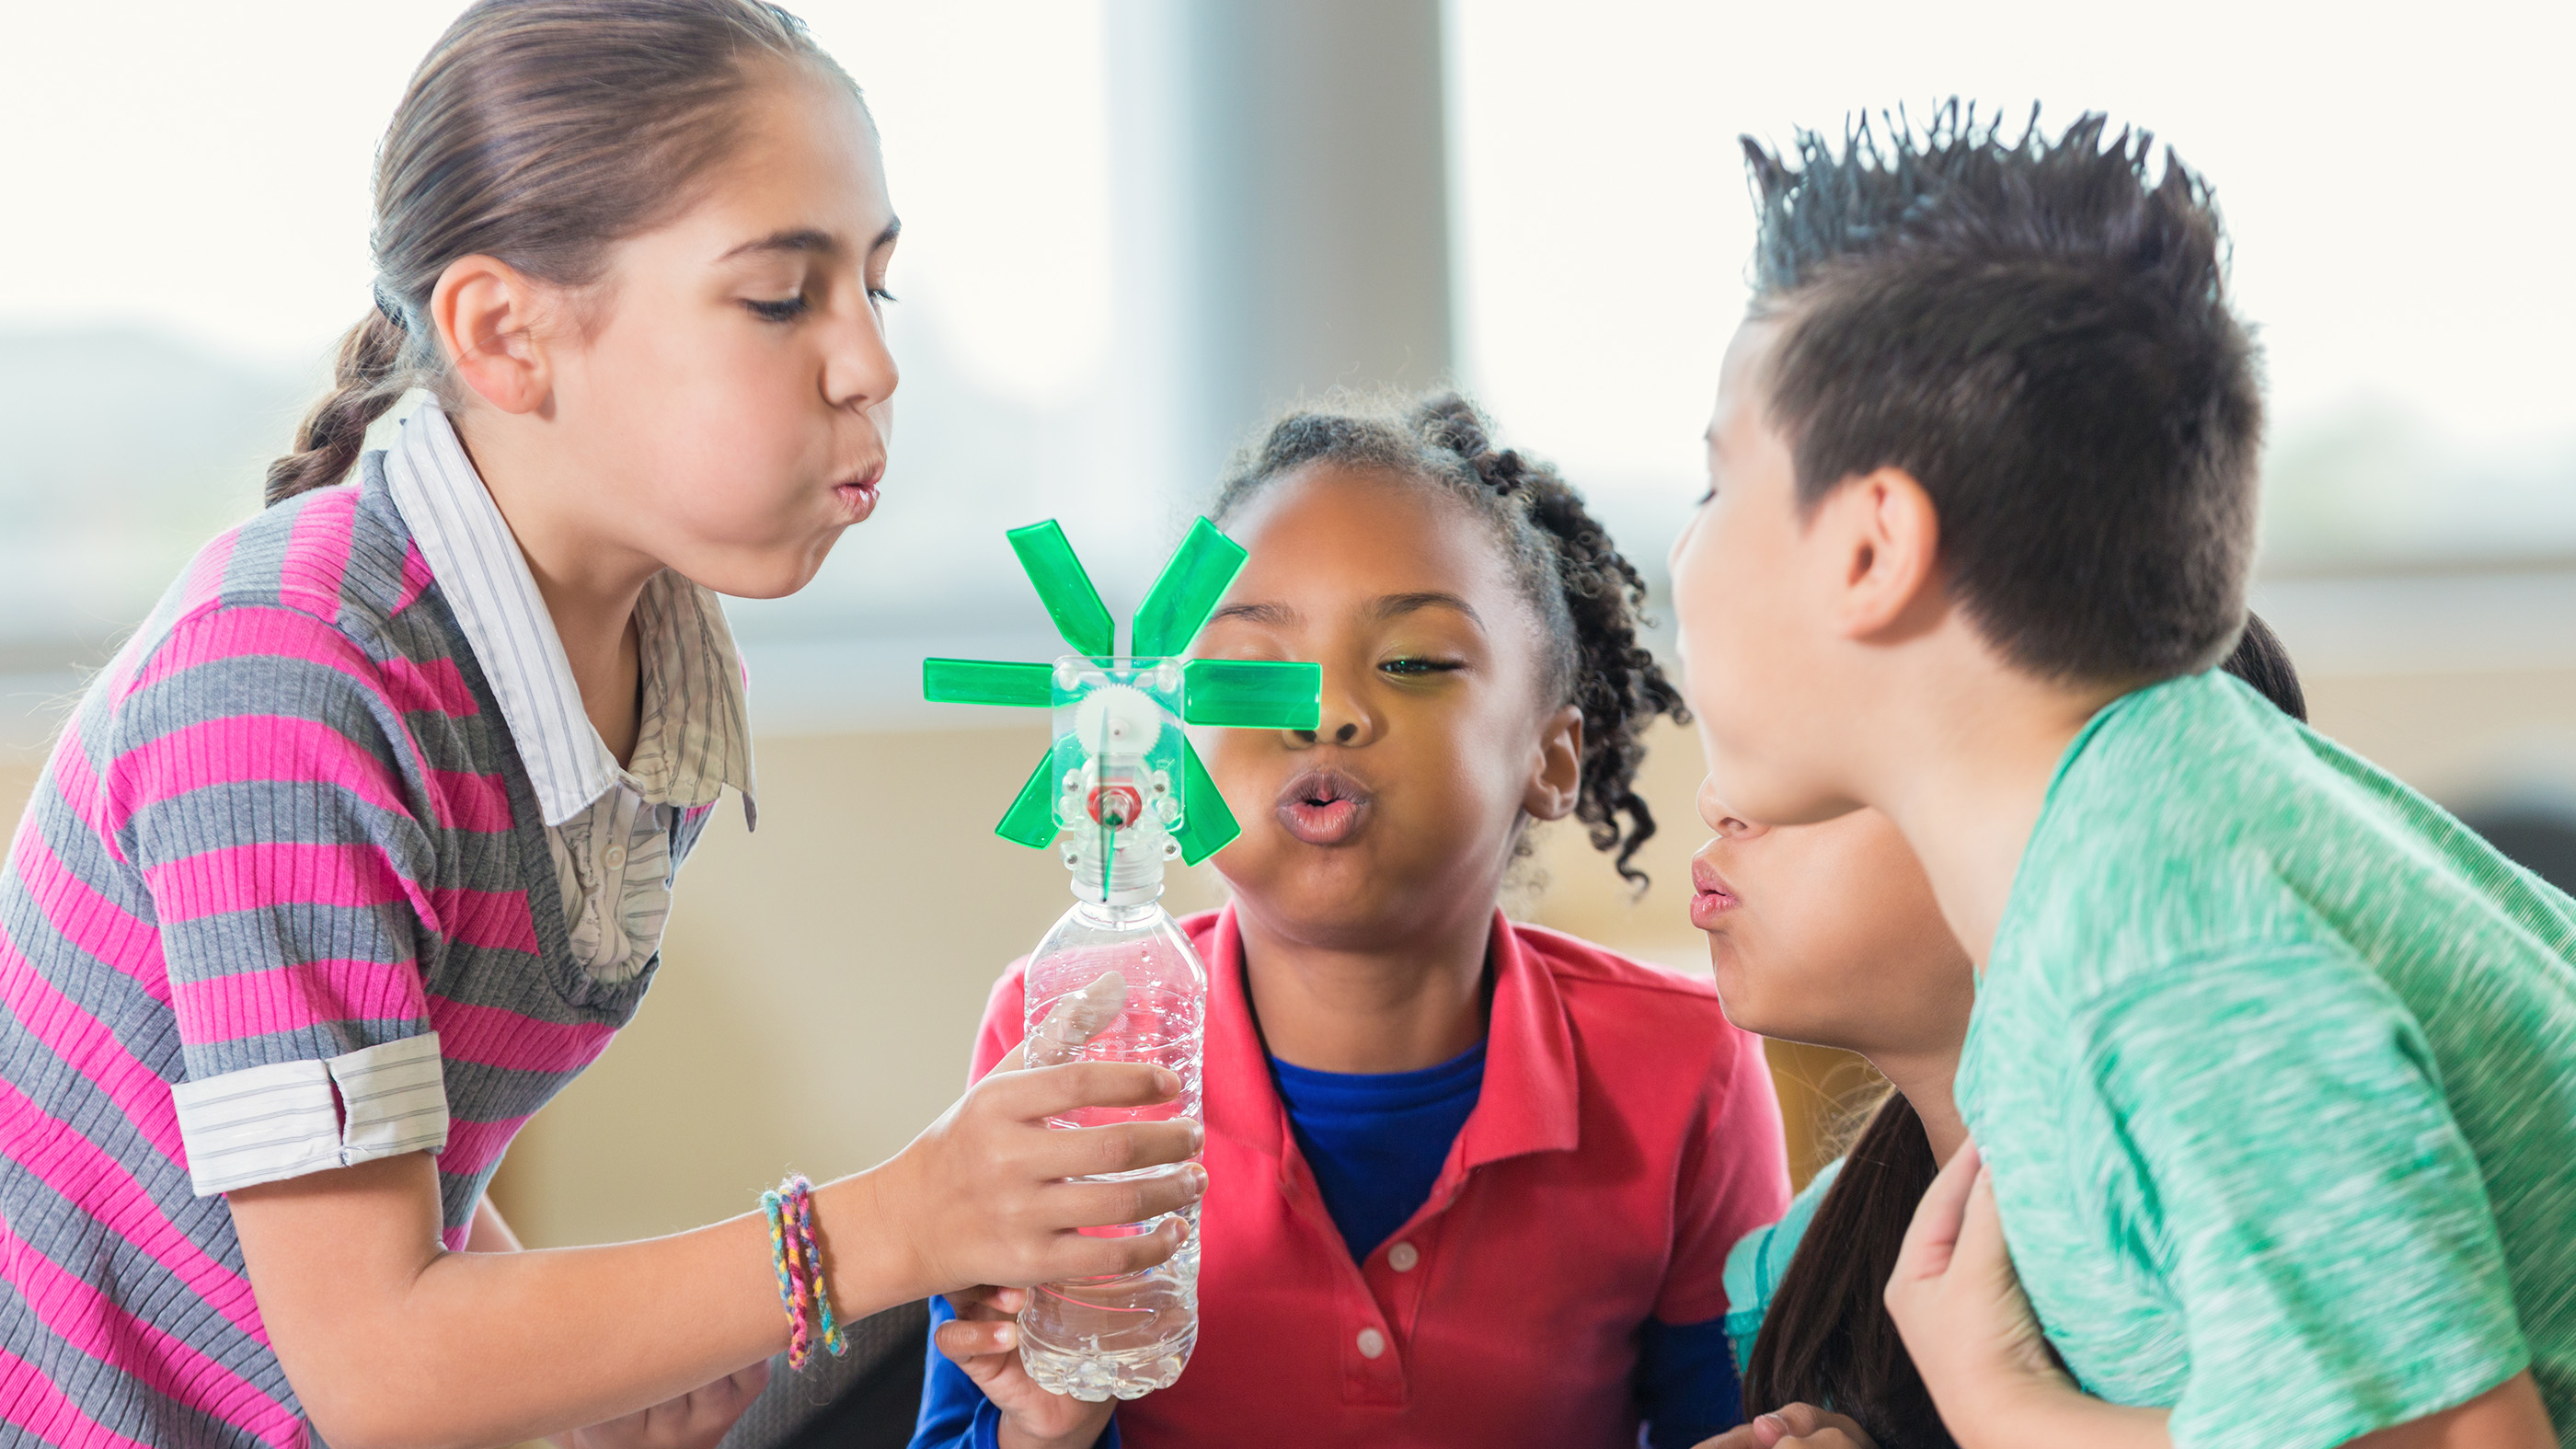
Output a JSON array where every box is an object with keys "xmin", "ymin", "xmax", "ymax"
[
  {"xmin": 1885, "ymin": 1144, "xmax": 2558, "ymax": 1449},
  {"xmin": 230, "ymin": 1051, "xmax": 1203, "ymax": 1449},
  {"xmin": 466, "ymin": 1192, "xmax": 524, "ymax": 1253}
]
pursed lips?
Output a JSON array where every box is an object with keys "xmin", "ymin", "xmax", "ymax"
[{"xmin": 1276, "ymin": 765, "xmax": 1372, "ymax": 846}]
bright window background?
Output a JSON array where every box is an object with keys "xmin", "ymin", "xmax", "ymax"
[
  {"xmin": 1449, "ymin": 0, "xmax": 2576, "ymax": 575},
  {"xmin": 0, "ymin": 0, "xmax": 1136, "ymax": 740}
]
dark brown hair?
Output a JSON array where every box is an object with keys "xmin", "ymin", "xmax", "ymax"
[
  {"xmin": 265, "ymin": 0, "xmax": 857, "ymax": 505},
  {"xmin": 1211, "ymin": 391, "xmax": 1687, "ymax": 884},
  {"xmin": 1742, "ymin": 103, "xmax": 2263, "ymax": 687},
  {"xmin": 1741, "ymin": 615, "xmax": 2307, "ymax": 1443}
]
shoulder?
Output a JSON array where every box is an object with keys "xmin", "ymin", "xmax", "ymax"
[
  {"xmin": 1512, "ymin": 921, "xmax": 1735, "ymax": 1030},
  {"xmin": 1511, "ymin": 921, "xmax": 1723, "ymax": 1004},
  {"xmin": 113, "ymin": 471, "xmax": 429, "ymax": 711},
  {"xmin": 1724, "ymin": 1156, "xmax": 1845, "ymax": 1340},
  {"xmin": 2003, "ymin": 673, "xmax": 2363, "ymax": 997},
  {"xmin": 1510, "ymin": 922, "xmax": 1758, "ymax": 1083}
]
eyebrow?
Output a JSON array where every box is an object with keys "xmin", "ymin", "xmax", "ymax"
[
  {"xmin": 1368, "ymin": 592, "xmax": 1483, "ymax": 628},
  {"xmin": 1208, "ymin": 601, "xmax": 1298, "ymax": 627},
  {"xmin": 718, "ymin": 216, "xmax": 903, "ymax": 263},
  {"xmin": 1209, "ymin": 592, "xmax": 1484, "ymax": 630}
]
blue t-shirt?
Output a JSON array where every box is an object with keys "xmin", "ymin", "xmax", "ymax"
[
  {"xmin": 912, "ymin": 1044, "xmax": 1739, "ymax": 1448},
  {"xmin": 1270, "ymin": 1041, "xmax": 1487, "ymax": 1259}
]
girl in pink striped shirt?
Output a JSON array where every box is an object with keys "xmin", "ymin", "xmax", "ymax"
[{"xmin": 0, "ymin": 5, "xmax": 1199, "ymax": 1445}]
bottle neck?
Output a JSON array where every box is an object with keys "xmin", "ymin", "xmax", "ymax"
[{"xmin": 1071, "ymin": 894, "xmax": 1167, "ymax": 929}]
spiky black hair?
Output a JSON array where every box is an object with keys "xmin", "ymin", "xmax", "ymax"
[{"xmin": 1735, "ymin": 101, "xmax": 2264, "ymax": 685}]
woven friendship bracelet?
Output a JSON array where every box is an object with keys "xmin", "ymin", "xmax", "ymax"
[
  {"xmin": 763, "ymin": 1176, "xmax": 847, "ymax": 1371},
  {"xmin": 759, "ymin": 1184, "xmax": 811, "ymax": 1370},
  {"xmin": 784, "ymin": 1175, "xmax": 848, "ymax": 1362}
]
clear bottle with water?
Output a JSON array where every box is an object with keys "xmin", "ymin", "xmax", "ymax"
[{"xmin": 1017, "ymin": 850, "xmax": 1207, "ymax": 1400}]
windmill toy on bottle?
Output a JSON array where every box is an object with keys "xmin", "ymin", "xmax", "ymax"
[{"xmin": 922, "ymin": 517, "xmax": 1320, "ymax": 1401}]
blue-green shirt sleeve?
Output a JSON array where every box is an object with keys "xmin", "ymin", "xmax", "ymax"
[
  {"xmin": 2075, "ymin": 945, "xmax": 2528, "ymax": 1449},
  {"xmin": 1722, "ymin": 1158, "xmax": 1845, "ymax": 1376}
]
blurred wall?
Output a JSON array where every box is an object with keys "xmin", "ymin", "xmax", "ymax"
[{"xmin": 2, "ymin": 649, "xmax": 2568, "ymax": 1236}]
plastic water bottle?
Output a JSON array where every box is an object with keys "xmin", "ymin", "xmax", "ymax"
[{"xmin": 1015, "ymin": 845, "xmax": 1207, "ymax": 1400}]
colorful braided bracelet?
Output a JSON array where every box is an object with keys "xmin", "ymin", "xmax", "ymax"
[{"xmin": 760, "ymin": 1174, "xmax": 848, "ymax": 1371}]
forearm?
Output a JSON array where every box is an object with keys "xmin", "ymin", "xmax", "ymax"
[
  {"xmin": 465, "ymin": 1192, "xmax": 523, "ymax": 1253},
  {"xmin": 1955, "ymin": 1385, "xmax": 2167, "ymax": 1449},
  {"xmin": 236, "ymin": 1157, "xmax": 926, "ymax": 1449}
]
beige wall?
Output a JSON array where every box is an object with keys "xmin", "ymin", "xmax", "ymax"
[{"xmin": 3, "ymin": 662, "xmax": 2569, "ymax": 1245}]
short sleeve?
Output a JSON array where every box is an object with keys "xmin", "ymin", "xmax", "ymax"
[
  {"xmin": 968, "ymin": 962, "xmax": 1032, "ymax": 1084},
  {"xmin": 2082, "ymin": 946, "xmax": 2527, "ymax": 1449},
  {"xmin": 1657, "ymin": 1024, "xmax": 1791, "ymax": 1325},
  {"xmin": 109, "ymin": 604, "xmax": 450, "ymax": 1197},
  {"xmin": 1722, "ymin": 1156, "xmax": 1845, "ymax": 1369}
]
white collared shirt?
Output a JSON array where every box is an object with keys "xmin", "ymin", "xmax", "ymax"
[{"xmin": 383, "ymin": 407, "xmax": 756, "ymax": 981}]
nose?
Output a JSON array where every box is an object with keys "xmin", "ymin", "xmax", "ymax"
[
  {"xmin": 822, "ymin": 292, "xmax": 901, "ymax": 415},
  {"xmin": 1696, "ymin": 776, "xmax": 1767, "ymax": 839},
  {"xmin": 1290, "ymin": 662, "xmax": 1377, "ymax": 749}
]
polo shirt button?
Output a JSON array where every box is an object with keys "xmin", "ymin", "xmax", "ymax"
[
  {"xmin": 1386, "ymin": 1241, "xmax": 1419, "ymax": 1272},
  {"xmin": 1355, "ymin": 1328, "xmax": 1386, "ymax": 1360},
  {"xmin": 604, "ymin": 844, "xmax": 627, "ymax": 870}
]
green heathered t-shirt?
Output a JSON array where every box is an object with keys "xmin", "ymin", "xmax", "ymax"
[{"xmin": 1959, "ymin": 669, "xmax": 2576, "ymax": 1449}]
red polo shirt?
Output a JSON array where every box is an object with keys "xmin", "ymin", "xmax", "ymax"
[{"xmin": 967, "ymin": 905, "xmax": 1789, "ymax": 1446}]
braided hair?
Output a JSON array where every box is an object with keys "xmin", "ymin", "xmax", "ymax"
[{"xmin": 1212, "ymin": 391, "xmax": 1686, "ymax": 885}]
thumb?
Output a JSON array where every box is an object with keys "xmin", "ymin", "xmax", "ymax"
[
  {"xmin": 1893, "ymin": 1136, "xmax": 1982, "ymax": 1286},
  {"xmin": 1953, "ymin": 1156, "xmax": 2014, "ymax": 1286},
  {"xmin": 1026, "ymin": 971, "xmax": 1129, "ymax": 1067},
  {"xmin": 1768, "ymin": 1404, "xmax": 1834, "ymax": 1438}
]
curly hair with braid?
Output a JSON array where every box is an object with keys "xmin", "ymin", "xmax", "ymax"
[{"xmin": 1212, "ymin": 391, "xmax": 1687, "ymax": 885}]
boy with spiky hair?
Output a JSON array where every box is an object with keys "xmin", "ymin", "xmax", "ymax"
[{"xmin": 1669, "ymin": 104, "xmax": 2573, "ymax": 1448}]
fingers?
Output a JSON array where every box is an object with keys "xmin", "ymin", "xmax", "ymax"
[
  {"xmin": 988, "ymin": 1059, "xmax": 1185, "ymax": 1121},
  {"xmin": 1760, "ymin": 1404, "xmax": 1876, "ymax": 1449},
  {"xmin": 1029, "ymin": 1120, "xmax": 1203, "ymax": 1181},
  {"xmin": 1953, "ymin": 1156, "xmax": 2013, "ymax": 1282},
  {"xmin": 1046, "ymin": 1213, "xmax": 1190, "ymax": 1281},
  {"xmin": 1025, "ymin": 972, "xmax": 1129, "ymax": 1067},
  {"xmin": 1892, "ymin": 1136, "xmax": 1983, "ymax": 1290},
  {"xmin": 720, "ymin": 1360, "xmax": 770, "ymax": 1403},
  {"xmin": 945, "ymin": 1283, "xmax": 1027, "ymax": 1318},
  {"xmin": 1043, "ymin": 1162, "xmax": 1207, "ymax": 1230},
  {"xmin": 935, "ymin": 1311, "xmax": 1021, "ymax": 1365}
]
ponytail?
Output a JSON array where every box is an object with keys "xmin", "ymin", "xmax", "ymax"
[
  {"xmin": 1742, "ymin": 1090, "xmax": 1955, "ymax": 1449},
  {"xmin": 263, "ymin": 308, "xmax": 413, "ymax": 505}
]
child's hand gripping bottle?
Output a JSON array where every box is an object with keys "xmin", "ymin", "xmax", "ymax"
[{"xmin": 924, "ymin": 519, "xmax": 1319, "ymax": 1400}]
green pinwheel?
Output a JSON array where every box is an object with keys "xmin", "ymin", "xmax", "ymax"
[{"xmin": 923, "ymin": 518, "xmax": 1321, "ymax": 872}]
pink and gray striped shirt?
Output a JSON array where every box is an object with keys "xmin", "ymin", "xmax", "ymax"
[{"xmin": 0, "ymin": 408, "xmax": 754, "ymax": 1444}]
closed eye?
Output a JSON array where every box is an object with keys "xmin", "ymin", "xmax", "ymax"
[
  {"xmin": 1381, "ymin": 657, "xmax": 1466, "ymax": 677},
  {"xmin": 744, "ymin": 295, "xmax": 810, "ymax": 323}
]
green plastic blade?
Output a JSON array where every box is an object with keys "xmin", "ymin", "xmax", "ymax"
[
  {"xmin": 995, "ymin": 750, "xmax": 1060, "ymax": 848},
  {"xmin": 1171, "ymin": 738, "xmax": 1239, "ymax": 865},
  {"xmin": 1130, "ymin": 518, "xmax": 1248, "ymax": 659},
  {"xmin": 1006, "ymin": 521, "xmax": 1117, "ymax": 658},
  {"xmin": 924, "ymin": 658, "xmax": 1052, "ymax": 708},
  {"xmin": 1181, "ymin": 659, "xmax": 1322, "ymax": 730}
]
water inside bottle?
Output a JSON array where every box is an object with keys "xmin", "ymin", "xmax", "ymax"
[{"xmin": 1019, "ymin": 954, "xmax": 1205, "ymax": 1399}]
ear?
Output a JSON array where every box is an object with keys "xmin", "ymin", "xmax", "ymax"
[
  {"xmin": 1812, "ymin": 466, "xmax": 1941, "ymax": 640},
  {"xmin": 1522, "ymin": 704, "xmax": 1584, "ymax": 823},
  {"xmin": 429, "ymin": 255, "xmax": 557, "ymax": 417}
]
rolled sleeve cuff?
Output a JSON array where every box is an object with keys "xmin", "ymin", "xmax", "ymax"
[{"xmin": 173, "ymin": 1034, "xmax": 449, "ymax": 1196}]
